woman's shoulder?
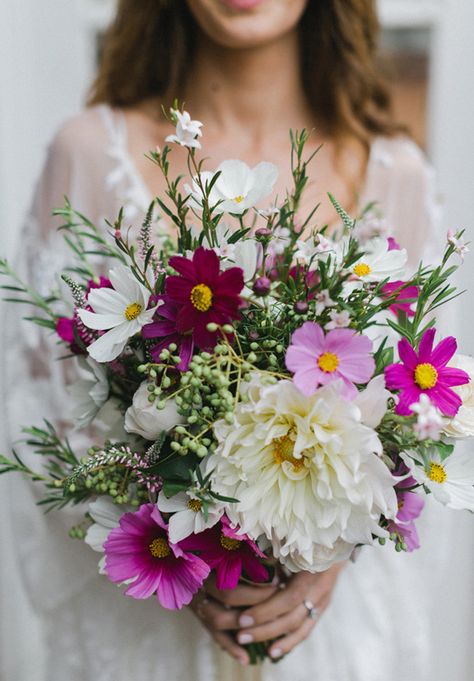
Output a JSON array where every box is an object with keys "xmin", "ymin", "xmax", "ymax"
[
  {"xmin": 370, "ymin": 135, "xmax": 432, "ymax": 177},
  {"xmin": 48, "ymin": 104, "xmax": 121, "ymax": 164}
]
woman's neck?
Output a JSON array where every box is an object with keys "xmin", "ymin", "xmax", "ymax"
[{"xmin": 181, "ymin": 29, "xmax": 316, "ymax": 145}]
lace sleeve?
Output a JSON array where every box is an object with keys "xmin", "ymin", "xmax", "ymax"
[{"xmin": 2, "ymin": 111, "xmax": 118, "ymax": 613}]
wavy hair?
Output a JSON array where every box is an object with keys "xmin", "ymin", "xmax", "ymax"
[{"xmin": 88, "ymin": 0, "xmax": 401, "ymax": 145}]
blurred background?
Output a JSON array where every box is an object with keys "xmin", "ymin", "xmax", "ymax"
[{"xmin": 1, "ymin": 1, "xmax": 473, "ymax": 679}]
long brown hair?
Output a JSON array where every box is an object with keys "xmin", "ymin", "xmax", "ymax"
[{"xmin": 88, "ymin": 0, "xmax": 401, "ymax": 145}]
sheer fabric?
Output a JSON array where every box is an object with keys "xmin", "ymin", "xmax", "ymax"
[{"xmin": 3, "ymin": 104, "xmax": 460, "ymax": 681}]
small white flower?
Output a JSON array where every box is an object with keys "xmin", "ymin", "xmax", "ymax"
[
  {"xmin": 157, "ymin": 490, "xmax": 224, "ymax": 544},
  {"xmin": 443, "ymin": 354, "xmax": 474, "ymax": 438},
  {"xmin": 70, "ymin": 357, "xmax": 109, "ymax": 429},
  {"xmin": 314, "ymin": 289, "xmax": 334, "ymax": 315},
  {"xmin": 354, "ymin": 375, "xmax": 391, "ymax": 429},
  {"xmin": 85, "ymin": 498, "xmax": 133, "ymax": 573},
  {"xmin": 325, "ymin": 310, "xmax": 351, "ymax": 330},
  {"xmin": 353, "ymin": 211, "xmax": 389, "ymax": 244},
  {"xmin": 165, "ymin": 110, "xmax": 203, "ymax": 149},
  {"xmin": 294, "ymin": 238, "xmax": 317, "ymax": 265},
  {"xmin": 351, "ymin": 237, "xmax": 407, "ymax": 284},
  {"xmin": 258, "ymin": 206, "xmax": 280, "ymax": 218},
  {"xmin": 315, "ymin": 234, "xmax": 336, "ymax": 254},
  {"xmin": 125, "ymin": 382, "xmax": 185, "ymax": 441},
  {"xmin": 411, "ymin": 394, "xmax": 443, "ymax": 441},
  {"xmin": 401, "ymin": 449, "xmax": 474, "ymax": 511},
  {"xmin": 268, "ymin": 226, "xmax": 291, "ymax": 256},
  {"xmin": 187, "ymin": 159, "xmax": 278, "ymax": 215},
  {"xmin": 78, "ymin": 265, "xmax": 159, "ymax": 362},
  {"xmin": 447, "ymin": 229, "xmax": 469, "ymax": 262}
]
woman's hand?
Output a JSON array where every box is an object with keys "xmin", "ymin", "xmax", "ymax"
[
  {"xmin": 189, "ymin": 563, "xmax": 344, "ymax": 665},
  {"xmin": 189, "ymin": 577, "xmax": 279, "ymax": 666},
  {"xmin": 234, "ymin": 564, "xmax": 345, "ymax": 660}
]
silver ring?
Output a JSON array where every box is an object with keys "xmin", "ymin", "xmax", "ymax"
[{"xmin": 303, "ymin": 599, "xmax": 320, "ymax": 620}]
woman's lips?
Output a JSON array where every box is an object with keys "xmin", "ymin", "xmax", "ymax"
[{"xmin": 221, "ymin": 0, "xmax": 265, "ymax": 10}]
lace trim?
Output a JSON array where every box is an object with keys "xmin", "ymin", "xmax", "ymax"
[{"xmin": 98, "ymin": 104, "xmax": 152, "ymax": 221}]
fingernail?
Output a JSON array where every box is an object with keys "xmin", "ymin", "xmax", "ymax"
[
  {"xmin": 237, "ymin": 656, "xmax": 249, "ymax": 666},
  {"xmin": 238, "ymin": 633, "xmax": 254, "ymax": 644},
  {"xmin": 271, "ymin": 575, "xmax": 280, "ymax": 586},
  {"xmin": 239, "ymin": 614, "xmax": 254, "ymax": 627},
  {"xmin": 270, "ymin": 647, "xmax": 283, "ymax": 659}
]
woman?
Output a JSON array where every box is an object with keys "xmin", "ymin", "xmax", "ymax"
[{"xmin": 6, "ymin": 1, "xmax": 446, "ymax": 679}]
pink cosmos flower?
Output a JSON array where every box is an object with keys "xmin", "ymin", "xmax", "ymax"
[
  {"xmin": 381, "ymin": 281, "xmax": 418, "ymax": 318},
  {"xmin": 388, "ymin": 475, "xmax": 425, "ymax": 552},
  {"xmin": 165, "ymin": 247, "xmax": 244, "ymax": 349},
  {"xmin": 104, "ymin": 504, "xmax": 210, "ymax": 609},
  {"xmin": 142, "ymin": 297, "xmax": 194, "ymax": 371},
  {"xmin": 180, "ymin": 517, "xmax": 268, "ymax": 590},
  {"xmin": 285, "ymin": 321, "xmax": 375, "ymax": 399},
  {"xmin": 384, "ymin": 328, "xmax": 469, "ymax": 416}
]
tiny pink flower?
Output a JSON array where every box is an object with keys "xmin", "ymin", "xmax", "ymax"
[
  {"xmin": 325, "ymin": 310, "xmax": 351, "ymax": 330},
  {"xmin": 411, "ymin": 394, "xmax": 443, "ymax": 441},
  {"xmin": 285, "ymin": 321, "xmax": 375, "ymax": 398},
  {"xmin": 447, "ymin": 229, "xmax": 469, "ymax": 262}
]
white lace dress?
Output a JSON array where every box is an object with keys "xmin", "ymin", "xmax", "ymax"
[{"xmin": 3, "ymin": 104, "xmax": 464, "ymax": 681}]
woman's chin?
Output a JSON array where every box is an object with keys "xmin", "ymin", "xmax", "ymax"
[{"xmin": 186, "ymin": 0, "xmax": 308, "ymax": 50}]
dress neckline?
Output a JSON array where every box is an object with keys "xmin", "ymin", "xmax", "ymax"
[{"xmin": 99, "ymin": 103, "xmax": 384, "ymax": 223}]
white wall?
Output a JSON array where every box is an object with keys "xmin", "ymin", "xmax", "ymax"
[{"xmin": 0, "ymin": 1, "xmax": 473, "ymax": 679}]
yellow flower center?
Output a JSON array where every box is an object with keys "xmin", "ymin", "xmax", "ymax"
[
  {"xmin": 428, "ymin": 462, "xmax": 447, "ymax": 484},
  {"xmin": 187, "ymin": 499, "xmax": 202, "ymax": 513},
  {"xmin": 233, "ymin": 195, "xmax": 244, "ymax": 204},
  {"xmin": 124, "ymin": 302, "xmax": 143, "ymax": 321},
  {"xmin": 149, "ymin": 537, "xmax": 171, "ymax": 559},
  {"xmin": 220, "ymin": 534, "xmax": 241, "ymax": 551},
  {"xmin": 317, "ymin": 352, "xmax": 339, "ymax": 373},
  {"xmin": 353, "ymin": 262, "xmax": 372, "ymax": 277},
  {"xmin": 190, "ymin": 283, "xmax": 213, "ymax": 312},
  {"xmin": 272, "ymin": 434, "xmax": 305, "ymax": 472},
  {"xmin": 414, "ymin": 363, "xmax": 438, "ymax": 390}
]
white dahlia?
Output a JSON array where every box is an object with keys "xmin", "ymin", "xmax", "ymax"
[{"xmin": 208, "ymin": 375, "xmax": 397, "ymax": 572}]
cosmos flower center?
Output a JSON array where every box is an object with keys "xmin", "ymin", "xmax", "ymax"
[
  {"xmin": 233, "ymin": 195, "xmax": 244, "ymax": 204},
  {"xmin": 190, "ymin": 283, "xmax": 213, "ymax": 312},
  {"xmin": 187, "ymin": 499, "xmax": 202, "ymax": 513},
  {"xmin": 124, "ymin": 302, "xmax": 143, "ymax": 321},
  {"xmin": 149, "ymin": 537, "xmax": 171, "ymax": 558},
  {"xmin": 414, "ymin": 363, "xmax": 438, "ymax": 390},
  {"xmin": 428, "ymin": 462, "xmax": 447, "ymax": 484},
  {"xmin": 272, "ymin": 434, "xmax": 305, "ymax": 472},
  {"xmin": 353, "ymin": 262, "xmax": 372, "ymax": 277},
  {"xmin": 317, "ymin": 352, "xmax": 340, "ymax": 373},
  {"xmin": 220, "ymin": 534, "xmax": 241, "ymax": 551}
]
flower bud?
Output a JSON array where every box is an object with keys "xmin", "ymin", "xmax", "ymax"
[
  {"xmin": 253, "ymin": 276, "xmax": 272, "ymax": 297},
  {"xmin": 294, "ymin": 300, "xmax": 309, "ymax": 314},
  {"xmin": 255, "ymin": 227, "xmax": 272, "ymax": 239}
]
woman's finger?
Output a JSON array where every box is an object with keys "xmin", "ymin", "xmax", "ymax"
[
  {"xmin": 268, "ymin": 616, "xmax": 317, "ymax": 660},
  {"xmin": 237, "ymin": 577, "xmax": 306, "ymax": 627},
  {"xmin": 206, "ymin": 580, "xmax": 278, "ymax": 608},
  {"xmin": 237, "ymin": 603, "xmax": 307, "ymax": 644},
  {"xmin": 190, "ymin": 594, "xmax": 241, "ymax": 630},
  {"xmin": 213, "ymin": 630, "xmax": 250, "ymax": 667}
]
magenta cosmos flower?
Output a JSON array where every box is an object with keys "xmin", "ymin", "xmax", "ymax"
[
  {"xmin": 385, "ymin": 328, "xmax": 469, "ymax": 416},
  {"xmin": 285, "ymin": 321, "xmax": 375, "ymax": 398},
  {"xmin": 104, "ymin": 504, "xmax": 210, "ymax": 609},
  {"xmin": 180, "ymin": 517, "xmax": 268, "ymax": 590},
  {"xmin": 381, "ymin": 280, "xmax": 419, "ymax": 318},
  {"xmin": 142, "ymin": 297, "xmax": 194, "ymax": 371},
  {"xmin": 165, "ymin": 247, "xmax": 244, "ymax": 349}
]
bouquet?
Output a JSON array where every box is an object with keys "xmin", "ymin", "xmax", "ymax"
[{"xmin": 2, "ymin": 108, "xmax": 473, "ymax": 663}]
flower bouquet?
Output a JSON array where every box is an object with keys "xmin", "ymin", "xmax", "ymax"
[{"xmin": 1, "ymin": 109, "xmax": 473, "ymax": 664}]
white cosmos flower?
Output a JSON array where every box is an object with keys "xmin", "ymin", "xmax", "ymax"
[
  {"xmin": 353, "ymin": 375, "xmax": 391, "ymax": 429},
  {"xmin": 78, "ymin": 265, "xmax": 159, "ymax": 362},
  {"xmin": 165, "ymin": 110, "xmax": 203, "ymax": 149},
  {"xmin": 187, "ymin": 159, "xmax": 278, "ymax": 215},
  {"xmin": 401, "ymin": 449, "xmax": 474, "ymax": 511},
  {"xmin": 443, "ymin": 354, "xmax": 474, "ymax": 438},
  {"xmin": 125, "ymin": 382, "xmax": 185, "ymax": 440},
  {"xmin": 206, "ymin": 223, "xmax": 259, "ymax": 282},
  {"xmin": 157, "ymin": 491, "xmax": 224, "ymax": 544},
  {"xmin": 208, "ymin": 374, "xmax": 397, "ymax": 573},
  {"xmin": 85, "ymin": 497, "xmax": 133, "ymax": 573},
  {"xmin": 350, "ymin": 237, "xmax": 407, "ymax": 284},
  {"xmin": 69, "ymin": 357, "xmax": 109, "ymax": 429}
]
